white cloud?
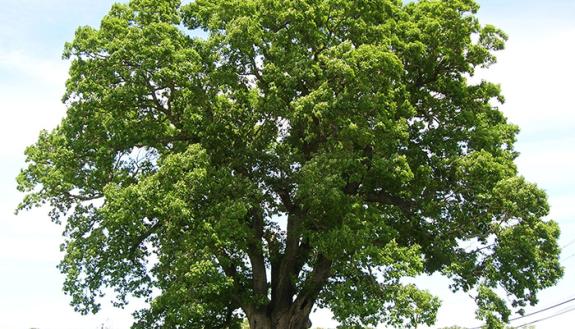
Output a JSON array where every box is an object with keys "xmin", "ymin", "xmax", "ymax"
[
  {"xmin": 481, "ymin": 28, "xmax": 575, "ymax": 135},
  {"xmin": 0, "ymin": 293, "xmax": 141, "ymax": 329},
  {"xmin": 515, "ymin": 142, "xmax": 575, "ymax": 194},
  {"xmin": 548, "ymin": 194, "xmax": 575, "ymax": 227},
  {"xmin": 0, "ymin": 50, "xmax": 69, "ymax": 85},
  {"xmin": 0, "ymin": 51, "xmax": 68, "ymax": 156},
  {"xmin": 0, "ymin": 201, "xmax": 62, "ymax": 261}
]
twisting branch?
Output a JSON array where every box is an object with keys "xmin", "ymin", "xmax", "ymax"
[
  {"xmin": 289, "ymin": 253, "xmax": 333, "ymax": 320},
  {"xmin": 128, "ymin": 222, "xmax": 161, "ymax": 260},
  {"xmin": 272, "ymin": 212, "xmax": 302, "ymax": 311},
  {"xmin": 246, "ymin": 206, "xmax": 269, "ymax": 300},
  {"xmin": 365, "ymin": 190, "xmax": 415, "ymax": 214}
]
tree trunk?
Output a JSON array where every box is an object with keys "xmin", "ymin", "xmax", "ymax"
[
  {"xmin": 273, "ymin": 306, "xmax": 314, "ymax": 329},
  {"xmin": 247, "ymin": 312, "xmax": 272, "ymax": 329},
  {"xmin": 245, "ymin": 304, "xmax": 313, "ymax": 329}
]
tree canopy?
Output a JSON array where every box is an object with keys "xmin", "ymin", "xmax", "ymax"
[{"xmin": 17, "ymin": 0, "xmax": 563, "ymax": 328}]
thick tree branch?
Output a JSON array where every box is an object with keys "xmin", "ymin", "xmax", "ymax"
[
  {"xmin": 246, "ymin": 207, "xmax": 269, "ymax": 300},
  {"xmin": 272, "ymin": 212, "xmax": 301, "ymax": 312},
  {"xmin": 365, "ymin": 190, "xmax": 415, "ymax": 213},
  {"xmin": 144, "ymin": 78, "xmax": 184, "ymax": 130},
  {"xmin": 288, "ymin": 254, "xmax": 333, "ymax": 324},
  {"xmin": 128, "ymin": 222, "xmax": 161, "ymax": 259},
  {"xmin": 213, "ymin": 249, "xmax": 244, "ymax": 308},
  {"xmin": 301, "ymin": 253, "xmax": 332, "ymax": 297}
]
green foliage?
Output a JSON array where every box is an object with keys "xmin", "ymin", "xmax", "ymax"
[{"xmin": 18, "ymin": 0, "xmax": 562, "ymax": 328}]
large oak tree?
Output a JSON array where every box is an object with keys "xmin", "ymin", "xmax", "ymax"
[{"xmin": 18, "ymin": 0, "xmax": 563, "ymax": 328}]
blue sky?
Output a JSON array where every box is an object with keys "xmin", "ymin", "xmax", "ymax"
[{"xmin": 0, "ymin": 1, "xmax": 574, "ymax": 328}]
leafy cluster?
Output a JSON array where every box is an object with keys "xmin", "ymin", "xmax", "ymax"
[{"xmin": 18, "ymin": 0, "xmax": 562, "ymax": 328}]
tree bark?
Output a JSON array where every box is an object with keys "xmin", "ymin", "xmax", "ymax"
[
  {"xmin": 244, "ymin": 253, "xmax": 331, "ymax": 329},
  {"xmin": 246, "ymin": 311, "xmax": 272, "ymax": 329},
  {"xmin": 245, "ymin": 309, "xmax": 312, "ymax": 329},
  {"xmin": 273, "ymin": 299, "xmax": 314, "ymax": 329}
]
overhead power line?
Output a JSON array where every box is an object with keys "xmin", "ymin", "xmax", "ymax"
[
  {"xmin": 468, "ymin": 296, "xmax": 575, "ymax": 329},
  {"xmin": 508, "ymin": 296, "xmax": 575, "ymax": 321},
  {"xmin": 563, "ymin": 252, "xmax": 575, "ymax": 262},
  {"xmin": 561, "ymin": 237, "xmax": 575, "ymax": 250},
  {"xmin": 513, "ymin": 305, "xmax": 575, "ymax": 328}
]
